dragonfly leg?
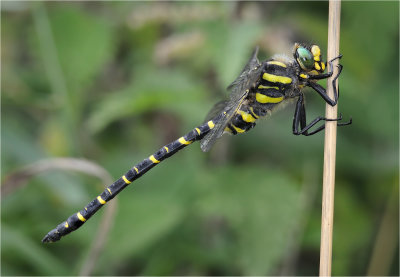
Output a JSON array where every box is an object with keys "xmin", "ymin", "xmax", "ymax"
[{"xmin": 292, "ymin": 94, "xmax": 351, "ymax": 136}]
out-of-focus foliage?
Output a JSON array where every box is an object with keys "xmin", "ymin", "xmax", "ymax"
[{"xmin": 2, "ymin": 1, "xmax": 398, "ymax": 276}]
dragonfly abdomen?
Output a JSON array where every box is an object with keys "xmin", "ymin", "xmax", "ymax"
[{"xmin": 42, "ymin": 116, "xmax": 221, "ymax": 243}]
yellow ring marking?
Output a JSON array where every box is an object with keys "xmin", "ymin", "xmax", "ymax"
[
  {"xmin": 314, "ymin": 62, "xmax": 321, "ymax": 71},
  {"xmin": 97, "ymin": 196, "xmax": 106, "ymax": 205},
  {"xmin": 178, "ymin": 137, "xmax": 191, "ymax": 145},
  {"xmin": 64, "ymin": 222, "xmax": 69, "ymax": 228},
  {"xmin": 134, "ymin": 167, "xmax": 139, "ymax": 174},
  {"xmin": 262, "ymin": 73, "xmax": 292, "ymax": 84},
  {"xmin": 164, "ymin": 146, "xmax": 169, "ymax": 153},
  {"xmin": 195, "ymin": 128, "xmax": 201, "ymax": 135},
  {"xmin": 258, "ymin": 85, "xmax": 279, "ymax": 90},
  {"xmin": 321, "ymin": 62, "xmax": 325, "ymax": 71},
  {"xmin": 239, "ymin": 111, "xmax": 256, "ymax": 123},
  {"xmin": 107, "ymin": 188, "xmax": 112, "ymax": 195},
  {"xmin": 77, "ymin": 212, "xmax": 86, "ymax": 222},
  {"xmin": 267, "ymin": 61, "xmax": 287, "ymax": 68},
  {"xmin": 122, "ymin": 175, "xmax": 131, "ymax": 184},
  {"xmin": 250, "ymin": 107, "xmax": 259, "ymax": 119},
  {"xmin": 208, "ymin": 121, "xmax": 215, "ymax": 129},
  {"xmin": 232, "ymin": 125, "xmax": 245, "ymax": 133},
  {"xmin": 256, "ymin": 93, "xmax": 284, "ymax": 104},
  {"xmin": 149, "ymin": 155, "xmax": 160, "ymax": 164},
  {"xmin": 300, "ymin": 73, "xmax": 308, "ymax": 79}
]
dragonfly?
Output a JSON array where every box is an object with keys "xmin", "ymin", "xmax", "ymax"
[{"xmin": 42, "ymin": 43, "xmax": 351, "ymax": 243}]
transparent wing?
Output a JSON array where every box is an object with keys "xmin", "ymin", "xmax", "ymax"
[
  {"xmin": 227, "ymin": 46, "xmax": 261, "ymax": 91},
  {"xmin": 203, "ymin": 100, "xmax": 229, "ymax": 122},
  {"xmin": 200, "ymin": 47, "xmax": 262, "ymax": 152},
  {"xmin": 199, "ymin": 92, "xmax": 248, "ymax": 152}
]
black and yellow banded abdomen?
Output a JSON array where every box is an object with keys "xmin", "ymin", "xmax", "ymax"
[
  {"xmin": 42, "ymin": 117, "xmax": 221, "ymax": 243},
  {"xmin": 225, "ymin": 107, "xmax": 257, "ymax": 135}
]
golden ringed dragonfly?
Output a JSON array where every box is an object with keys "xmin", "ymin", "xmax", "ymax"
[{"xmin": 42, "ymin": 43, "xmax": 351, "ymax": 243}]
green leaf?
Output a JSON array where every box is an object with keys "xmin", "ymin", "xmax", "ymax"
[
  {"xmin": 95, "ymin": 190, "xmax": 186, "ymax": 274},
  {"xmin": 195, "ymin": 165, "xmax": 301, "ymax": 274},
  {"xmin": 47, "ymin": 5, "xmax": 114, "ymax": 93},
  {"xmin": 1, "ymin": 225, "xmax": 69, "ymax": 275},
  {"xmin": 87, "ymin": 67, "xmax": 207, "ymax": 133},
  {"xmin": 208, "ymin": 21, "xmax": 263, "ymax": 89}
]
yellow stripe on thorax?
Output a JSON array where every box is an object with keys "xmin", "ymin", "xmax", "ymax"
[
  {"xmin": 149, "ymin": 155, "xmax": 160, "ymax": 163},
  {"xmin": 97, "ymin": 196, "xmax": 106, "ymax": 205},
  {"xmin": 256, "ymin": 93, "xmax": 284, "ymax": 104},
  {"xmin": 232, "ymin": 125, "xmax": 245, "ymax": 133},
  {"xmin": 178, "ymin": 137, "xmax": 192, "ymax": 145},
  {"xmin": 262, "ymin": 73, "xmax": 292, "ymax": 84},
  {"xmin": 239, "ymin": 110, "xmax": 256, "ymax": 123},
  {"xmin": 122, "ymin": 175, "xmax": 132, "ymax": 184},
  {"xmin": 258, "ymin": 85, "xmax": 280, "ymax": 90},
  {"xmin": 77, "ymin": 212, "xmax": 86, "ymax": 222},
  {"xmin": 250, "ymin": 107, "xmax": 260, "ymax": 119},
  {"xmin": 267, "ymin": 61, "xmax": 287, "ymax": 67}
]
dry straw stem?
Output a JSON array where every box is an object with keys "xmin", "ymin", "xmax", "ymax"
[{"xmin": 319, "ymin": 0, "xmax": 341, "ymax": 276}]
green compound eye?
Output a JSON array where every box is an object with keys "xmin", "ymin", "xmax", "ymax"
[{"xmin": 297, "ymin": 47, "xmax": 314, "ymax": 70}]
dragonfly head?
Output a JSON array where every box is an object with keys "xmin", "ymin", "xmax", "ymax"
[{"xmin": 293, "ymin": 43, "xmax": 325, "ymax": 75}]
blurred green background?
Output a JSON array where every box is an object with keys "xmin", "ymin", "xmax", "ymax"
[{"xmin": 2, "ymin": 1, "xmax": 398, "ymax": 276}]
